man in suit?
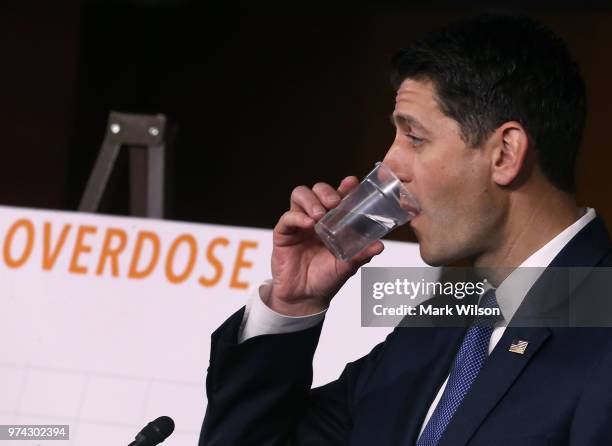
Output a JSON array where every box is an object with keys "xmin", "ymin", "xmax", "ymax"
[{"xmin": 200, "ymin": 15, "xmax": 612, "ymax": 445}]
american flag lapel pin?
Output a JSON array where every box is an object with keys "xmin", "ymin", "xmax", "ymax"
[{"xmin": 509, "ymin": 339, "xmax": 529, "ymax": 354}]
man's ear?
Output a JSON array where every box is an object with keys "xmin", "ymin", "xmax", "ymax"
[{"xmin": 490, "ymin": 121, "xmax": 530, "ymax": 187}]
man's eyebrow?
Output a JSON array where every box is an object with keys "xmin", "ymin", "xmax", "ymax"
[{"xmin": 389, "ymin": 113, "xmax": 431, "ymax": 135}]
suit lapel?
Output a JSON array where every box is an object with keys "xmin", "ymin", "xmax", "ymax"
[
  {"xmin": 434, "ymin": 216, "xmax": 610, "ymax": 445},
  {"xmin": 384, "ymin": 326, "xmax": 468, "ymax": 446},
  {"xmin": 437, "ymin": 326, "xmax": 551, "ymax": 446}
]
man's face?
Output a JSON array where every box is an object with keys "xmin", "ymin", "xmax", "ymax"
[{"xmin": 384, "ymin": 78, "xmax": 504, "ymax": 266}]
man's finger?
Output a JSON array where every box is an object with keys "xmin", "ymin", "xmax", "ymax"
[
  {"xmin": 274, "ymin": 210, "xmax": 315, "ymax": 236},
  {"xmin": 337, "ymin": 176, "xmax": 360, "ymax": 198},
  {"xmin": 289, "ymin": 185, "xmax": 327, "ymax": 219},
  {"xmin": 312, "ymin": 182, "xmax": 342, "ymax": 209}
]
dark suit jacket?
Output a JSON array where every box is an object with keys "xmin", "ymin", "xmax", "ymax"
[{"xmin": 200, "ymin": 216, "xmax": 612, "ymax": 446}]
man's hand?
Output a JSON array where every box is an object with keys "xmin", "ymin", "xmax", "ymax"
[{"xmin": 267, "ymin": 176, "xmax": 385, "ymax": 316}]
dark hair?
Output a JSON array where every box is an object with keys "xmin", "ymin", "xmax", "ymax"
[{"xmin": 391, "ymin": 14, "xmax": 586, "ymax": 193}]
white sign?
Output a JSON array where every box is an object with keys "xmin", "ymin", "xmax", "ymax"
[{"xmin": 0, "ymin": 206, "xmax": 427, "ymax": 445}]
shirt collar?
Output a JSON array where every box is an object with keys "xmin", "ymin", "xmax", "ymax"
[{"xmin": 486, "ymin": 207, "xmax": 596, "ymax": 324}]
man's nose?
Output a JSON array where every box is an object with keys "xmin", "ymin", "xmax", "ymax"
[{"xmin": 382, "ymin": 144, "xmax": 412, "ymax": 182}]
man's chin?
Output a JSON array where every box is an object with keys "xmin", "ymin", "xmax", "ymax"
[
  {"xmin": 419, "ymin": 244, "xmax": 458, "ymax": 267},
  {"xmin": 421, "ymin": 257, "xmax": 446, "ymax": 267},
  {"xmin": 419, "ymin": 246, "xmax": 444, "ymax": 267}
]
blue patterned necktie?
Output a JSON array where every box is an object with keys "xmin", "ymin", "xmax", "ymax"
[{"xmin": 416, "ymin": 289, "xmax": 501, "ymax": 446}]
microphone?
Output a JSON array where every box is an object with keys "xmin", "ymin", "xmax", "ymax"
[{"xmin": 128, "ymin": 416, "xmax": 175, "ymax": 446}]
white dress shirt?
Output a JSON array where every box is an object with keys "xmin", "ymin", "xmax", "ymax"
[{"xmin": 237, "ymin": 207, "xmax": 596, "ymax": 438}]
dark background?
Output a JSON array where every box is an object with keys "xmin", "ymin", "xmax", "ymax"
[{"xmin": 1, "ymin": 1, "xmax": 610, "ymax": 242}]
